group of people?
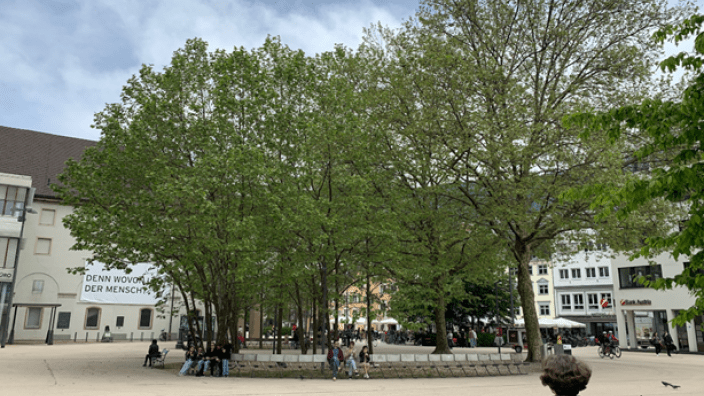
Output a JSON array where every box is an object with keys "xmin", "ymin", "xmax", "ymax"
[
  {"xmin": 327, "ymin": 340, "xmax": 371, "ymax": 381},
  {"xmin": 650, "ymin": 331, "xmax": 676, "ymax": 357},
  {"xmin": 178, "ymin": 343, "xmax": 233, "ymax": 377}
]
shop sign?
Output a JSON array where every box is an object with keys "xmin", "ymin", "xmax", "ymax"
[
  {"xmin": 0, "ymin": 268, "xmax": 13, "ymax": 283},
  {"xmin": 620, "ymin": 299, "xmax": 652, "ymax": 306}
]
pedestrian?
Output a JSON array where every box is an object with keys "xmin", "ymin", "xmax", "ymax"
[
  {"xmin": 143, "ymin": 339, "xmax": 161, "ymax": 367},
  {"xmin": 650, "ymin": 332, "xmax": 662, "ymax": 356},
  {"xmin": 327, "ymin": 340, "xmax": 344, "ymax": 381},
  {"xmin": 359, "ymin": 345, "xmax": 371, "ymax": 379},
  {"xmin": 220, "ymin": 341, "xmax": 233, "ymax": 377},
  {"xmin": 345, "ymin": 341, "xmax": 359, "ymax": 378},
  {"xmin": 663, "ymin": 331, "xmax": 675, "ymax": 357},
  {"xmin": 469, "ymin": 328, "xmax": 477, "ymax": 348},
  {"xmin": 540, "ymin": 355, "xmax": 592, "ymax": 396}
]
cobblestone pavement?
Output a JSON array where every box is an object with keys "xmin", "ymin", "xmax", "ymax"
[{"xmin": 1, "ymin": 341, "xmax": 702, "ymax": 396}]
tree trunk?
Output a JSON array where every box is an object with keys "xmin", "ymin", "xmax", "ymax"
[
  {"xmin": 515, "ymin": 241, "xmax": 542, "ymax": 362},
  {"xmin": 312, "ymin": 299, "xmax": 318, "ymax": 354},
  {"xmin": 432, "ymin": 286, "xmax": 451, "ymax": 354},
  {"xmin": 276, "ymin": 304, "xmax": 283, "ymax": 354},
  {"xmin": 366, "ymin": 272, "xmax": 374, "ymax": 354},
  {"xmin": 258, "ymin": 304, "xmax": 263, "ymax": 350}
]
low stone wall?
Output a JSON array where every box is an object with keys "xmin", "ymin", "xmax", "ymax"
[{"xmin": 229, "ymin": 353, "xmax": 537, "ymax": 379}]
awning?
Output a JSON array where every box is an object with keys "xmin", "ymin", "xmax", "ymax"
[{"xmin": 513, "ymin": 317, "xmax": 586, "ymax": 329}]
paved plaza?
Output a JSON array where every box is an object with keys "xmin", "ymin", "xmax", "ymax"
[{"xmin": 1, "ymin": 341, "xmax": 702, "ymax": 396}]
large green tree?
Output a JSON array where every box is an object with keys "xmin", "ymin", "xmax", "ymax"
[
  {"xmin": 569, "ymin": 14, "xmax": 704, "ymax": 324},
  {"xmin": 365, "ymin": 0, "xmax": 691, "ymax": 361}
]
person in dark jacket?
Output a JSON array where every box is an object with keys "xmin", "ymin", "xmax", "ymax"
[
  {"xmin": 220, "ymin": 342, "xmax": 233, "ymax": 377},
  {"xmin": 179, "ymin": 346, "xmax": 198, "ymax": 376},
  {"xmin": 650, "ymin": 332, "xmax": 662, "ymax": 356},
  {"xmin": 196, "ymin": 345, "xmax": 220, "ymax": 376},
  {"xmin": 663, "ymin": 332, "xmax": 675, "ymax": 357},
  {"xmin": 359, "ymin": 345, "xmax": 371, "ymax": 379},
  {"xmin": 143, "ymin": 339, "xmax": 161, "ymax": 367}
]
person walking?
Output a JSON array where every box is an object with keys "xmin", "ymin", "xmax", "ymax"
[
  {"xmin": 651, "ymin": 332, "xmax": 662, "ymax": 356},
  {"xmin": 663, "ymin": 331, "xmax": 675, "ymax": 357},
  {"xmin": 469, "ymin": 328, "xmax": 477, "ymax": 348},
  {"xmin": 143, "ymin": 339, "xmax": 161, "ymax": 367},
  {"xmin": 327, "ymin": 340, "xmax": 344, "ymax": 381}
]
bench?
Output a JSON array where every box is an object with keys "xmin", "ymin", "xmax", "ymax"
[
  {"xmin": 226, "ymin": 353, "xmax": 528, "ymax": 378},
  {"xmin": 151, "ymin": 349, "xmax": 169, "ymax": 368}
]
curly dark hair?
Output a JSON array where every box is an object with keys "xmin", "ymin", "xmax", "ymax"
[{"xmin": 540, "ymin": 355, "xmax": 592, "ymax": 396}]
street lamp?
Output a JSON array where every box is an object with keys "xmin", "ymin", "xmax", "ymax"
[{"xmin": 1, "ymin": 187, "xmax": 36, "ymax": 348}]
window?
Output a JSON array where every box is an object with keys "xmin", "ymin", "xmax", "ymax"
[
  {"xmin": 35, "ymin": 238, "xmax": 52, "ymax": 255},
  {"xmin": 32, "ymin": 280, "xmax": 44, "ymax": 294},
  {"xmin": 618, "ymin": 265, "xmax": 663, "ymax": 289},
  {"xmin": 588, "ymin": 294, "xmax": 599, "ymax": 310},
  {"xmin": 57, "ymin": 312, "xmax": 71, "ymax": 329},
  {"xmin": 573, "ymin": 294, "xmax": 584, "ymax": 310},
  {"xmin": 116, "ymin": 316, "xmax": 125, "ymax": 327},
  {"xmin": 354, "ymin": 294, "xmax": 360, "ymax": 303},
  {"xmin": 600, "ymin": 293, "xmax": 612, "ymax": 307},
  {"xmin": 0, "ymin": 184, "xmax": 26, "ymax": 216},
  {"xmin": 85, "ymin": 307, "xmax": 101, "ymax": 329},
  {"xmin": 528, "ymin": 265, "xmax": 533, "ymax": 275},
  {"xmin": 25, "ymin": 307, "xmax": 42, "ymax": 329},
  {"xmin": 599, "ymin": 266, "xmax": 610, "ymax": 277},
  {"xmin": 571, "ymin": 268, "xmax": 581, "ymax": 279},
  {"xmin": 538, "ymin": 265, "xmax": 548, "ymax": 275},
  {"xmin": 539, "ymin": 284, "xmax": 549, "ymax": 295},
  {"xmin": 539, "ymin": 302, "xmax": 550, "ymax": 316},
  {"xmin": 561, "ymin": 295, "xmax": 571, "ymax": 310},
  {"xmin": 0, "ymin": 237, "xmax": 18, "ymax": 268},
  {"xmin": 139, "ymin": 308, "xmax": 153, "ymax": 329},
  {"xmin": 39, "ymin": 209, "xmax": 56, "ymax": 226},
  {"xmin": 559, "ymin": 269, "xmax": 569, "ymax": 279},
  {"xmin": 586, "ymin": 268, "xmax": 596, "ymax": 278}
]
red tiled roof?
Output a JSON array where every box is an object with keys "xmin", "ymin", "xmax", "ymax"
[{"xmin": 0, "ymin": 125, "xmax": 96, "ymax": 198}]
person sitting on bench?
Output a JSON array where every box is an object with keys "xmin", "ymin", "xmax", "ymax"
[
  {"xmin": 143, "ymin": 339, "xmax": 161, "ymax": 367},
  {"xmin": 196, "ymin": 344, "xmax": 221, "ymax": 377}
]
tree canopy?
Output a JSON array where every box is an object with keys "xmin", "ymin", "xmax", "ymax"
[{"xmin": 568, "ymin": 14, "xmax": 704, "ymax": 325}]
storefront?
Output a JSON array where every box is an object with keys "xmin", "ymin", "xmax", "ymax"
[{"xmin": 612, "ymin": 253, "xmax": 699, "ymax": 352}]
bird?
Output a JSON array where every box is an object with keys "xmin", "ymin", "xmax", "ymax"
[{"xmin": 662, "ymin": 381, "xmax": 681, "ymax": 389}]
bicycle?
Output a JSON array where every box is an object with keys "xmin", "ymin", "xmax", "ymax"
[{"xmin": 598, "ymin": 344, "xmax": 621, "ymax": 359}]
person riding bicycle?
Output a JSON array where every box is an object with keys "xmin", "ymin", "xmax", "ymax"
[{"xmin": 598, "ymin": 331, "xmax": 612, "ymax": 354}]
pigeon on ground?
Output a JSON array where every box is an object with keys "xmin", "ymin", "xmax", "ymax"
[{"xmin": 662, "ymin": 381, "xmax": 681, "ymax": 389}]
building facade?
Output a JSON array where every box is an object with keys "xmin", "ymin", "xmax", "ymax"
[
  {"xmin": 612, "ymin": 252, "xmax": 702, "ymax": 352},
  {"xmin": 0, "ymin": 126, "xmax": 219, "ymax": 344},
  {"xmin": 552, "ymin": 247, "xmax": 617, "ymax": 337},
  {"xmin": 516, "ymin": 259, "xmax": 557, "ymax": 321}
]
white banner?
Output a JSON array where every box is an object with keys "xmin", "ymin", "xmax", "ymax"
[{"xmin": 80, "ymin": 262, "xmax": 162, "ymax": 305}]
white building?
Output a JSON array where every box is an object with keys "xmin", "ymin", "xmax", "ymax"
[
  {"xmin": 552, "ymin": 246, "xmax": 617, "ymax": 337},
  {"xmin": 0, "ymin": 127, "xmax": 189, "ymax": 344},
  {"xmin": 515, "ymin": 259, "xmax": 557, "ymax": 322},
  {"xmin": 612, "ymin": 252, "xmax": 702, "ymax": 352}
]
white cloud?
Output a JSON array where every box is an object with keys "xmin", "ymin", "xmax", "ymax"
[{"xmin": 0, "ymin": 0, "xmax": 409, "ymax": 140}]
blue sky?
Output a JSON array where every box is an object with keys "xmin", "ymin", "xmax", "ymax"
[{"xmin": 0, "ymin": 0, "xmax": 700, "ymax": 141}]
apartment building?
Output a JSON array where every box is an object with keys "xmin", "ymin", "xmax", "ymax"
[{"xmin": 552, "ymin": 245, "xmax": 617, "ymax": 337}]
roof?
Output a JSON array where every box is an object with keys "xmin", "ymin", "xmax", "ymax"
[{"xmin": 0, "ymin": 126, "xmax": 96, "ymax": 198}]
